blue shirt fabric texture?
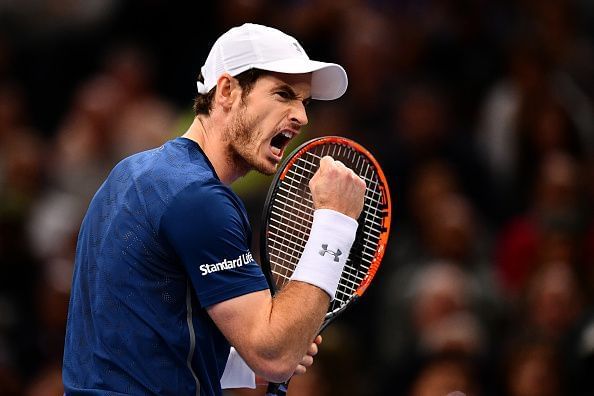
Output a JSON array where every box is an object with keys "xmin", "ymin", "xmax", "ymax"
[{"xmin": 63, "ymin": 137, "xmax": 269, "ymax": 395}]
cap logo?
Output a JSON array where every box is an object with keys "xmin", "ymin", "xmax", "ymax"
[{"xmin": 292, "ymin": 42, "xmax": 303, "ymax": 54}]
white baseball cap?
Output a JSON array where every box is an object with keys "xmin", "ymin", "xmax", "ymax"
[{"xmin": 196, "ymin": 23, "xmax": 348, "ymax": 100}]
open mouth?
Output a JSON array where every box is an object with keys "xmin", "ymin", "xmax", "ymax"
[{"xmin": 270, "ymin": 130, "xmax": 295, "ymax": 157}]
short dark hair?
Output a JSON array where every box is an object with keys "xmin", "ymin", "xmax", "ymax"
[{"xmin": 193, "ymin": 68, "xmax": 268, "ymax": 116}]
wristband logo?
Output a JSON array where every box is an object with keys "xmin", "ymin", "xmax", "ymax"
[{"xmin": 319, "ymin": 244, "xmax": 342, "ymax": 262}]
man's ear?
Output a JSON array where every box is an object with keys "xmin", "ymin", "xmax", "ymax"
[{"xmin": 214, "ymin": 73, "xmax": 241, "ymax": 111}]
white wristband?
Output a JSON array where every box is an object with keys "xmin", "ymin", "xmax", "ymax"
[{"xmin": 290, "ymin": 209, "xmax": 359, "ymax": 300}]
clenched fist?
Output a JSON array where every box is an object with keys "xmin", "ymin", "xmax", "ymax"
[{"xmin": 309, "ymin": 156, "xmax": 366, "ymax": 220}]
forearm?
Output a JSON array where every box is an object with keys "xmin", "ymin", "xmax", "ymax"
[
  {"xmin": 253, "ymin": 281, "xmax": 328, "ymax": 378},
  {"xmin": 213, "ymin": 283, "xmax": 327, "ymax": 383}
]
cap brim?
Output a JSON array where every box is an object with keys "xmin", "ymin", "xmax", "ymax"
[{"xmin": 253, "ymin": 58, "xmax": 348, "ymax": 100}]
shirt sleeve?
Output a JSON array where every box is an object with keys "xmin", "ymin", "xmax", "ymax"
[{"xmin": 160, "ymin": 180, "xmax": 269, "ymax": 307}]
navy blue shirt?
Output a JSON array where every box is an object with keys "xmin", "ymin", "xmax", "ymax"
[{"xmin": 63, "ymin": 137, "xmax": 269, "ymax": 395}]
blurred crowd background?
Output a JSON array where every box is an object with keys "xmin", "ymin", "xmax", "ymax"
[{"xmin": 0, "ymin": 1, "xmax": 593, "ymax": 395}]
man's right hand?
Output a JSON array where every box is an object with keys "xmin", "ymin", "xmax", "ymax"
[{"xmin": 309, "ymin": 156, "xmax": 366, "ymax": 220}]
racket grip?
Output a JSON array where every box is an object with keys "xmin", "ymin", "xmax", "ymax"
[{"xmin": 265, "ymin": 380, "xmax": 290, "ymax": 396}]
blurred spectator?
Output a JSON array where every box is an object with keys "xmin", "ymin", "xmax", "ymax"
[
  {"xmin": 48, "ymin": 75, "xmax": 120, "ymax": 199},
  {"xmin": 408, "ymin": 262, "xmax": 486, "ymax": 355},
  {"xmin": 0, "ymin": 0, "xmax": 116, "ymax": 38},
  {"xmin": 0, "ymin": 129, "xmax": 45, "ymax": 215},
  {"xmin": 476, "ymin": 35, "xmax": 592, "ymax": 219},
  {"xmin": 47, "ymin": 46, "xmax": 176, "ymax": 201},
  {"xmin": 290, "ymin": 2, "xmax": 396, "ymax": 149},
  {"xmin": 290, "ymin": 324, "xmax": 367, "ymax": 396},
  {"xmin": 521, "ymin": 261, "xmax": 584, "ymax": 341},
  {"xmin": 378, "ymin": 160, "xmax": 500, "ymax": 390},
  {"xmin": 385, "ymin": 83, "xmax": 491, "ymax": 223},
  {"xmin": 378, "ymin": 260, "xmax": 492, "ymax": 394},
  {"xmin": 502, "ymin": 338, "xmax": 562, "ymax": 396},
  {"xmin": 565, "ymin": 310, "xmax": 594, "ymax": 395},
  {"xmin": 475, "ymin": 38, "xmax": 549, "ymax": 217},
  {"xmin": 104, "ymin": 46, "xmax": 177, "ymax": 158},
  {"xmin": 407, "ymin": 160, "xmax": 460, "ymax": 230},
  {"xmin": 496, "ymin": 152, "xmax": 585, "ymax": 298},
  {"xmin": 338, "ymin": 5, "xmax": 393, "ymax": 118},
  {"xmin": 519, "ymin": 0, "xmax": 594, "ymax": 86},
  {"xmin": 387, "ymin": 183, "xmax": 498, "ymax": 314},
  {"xmin": 0, "ymin": 82, "xmax": 45, "ymax": 197},
  {"xmin": 408, "ymin": 353, "xmax": 481, "ymax": 396},
  {"xmin": 218, "ymin": 0, "xmax": 271, "ymax": 30},
  {"xmin": 514, "ymin": 89, "xmax": 585, "ymax": 208},
  {"xmin": 273, "ymin": 0, "xmax": 348, "ymax": 45},
  {"xmin": 419, "ymin": 194, "xmax": 480, "ymax": 264}
]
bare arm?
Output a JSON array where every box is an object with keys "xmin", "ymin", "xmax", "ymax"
[
  {"xmin": 208, "ymin": 281, "xmax": 328, "ymax": 382},
  {"xmin": 208, "ymin": 156, "xmax": 366, "ymax": 383}
]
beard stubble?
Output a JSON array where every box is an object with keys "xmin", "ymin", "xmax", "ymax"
[{"xmin": 224, "ymin": 105, "xmax": 276, "ymax": 176}]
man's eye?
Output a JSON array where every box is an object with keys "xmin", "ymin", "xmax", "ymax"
[{"xmin": 276, "ymin": 91, "xmax": 291, "ymax": 99}]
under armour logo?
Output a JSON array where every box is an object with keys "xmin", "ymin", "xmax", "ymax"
[{"xmin": 319, "ymin": 244, "xmax": 342, "ymax": 262}]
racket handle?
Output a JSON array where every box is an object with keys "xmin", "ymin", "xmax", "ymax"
[{"xmin": 265, "ymin": 379, "xmax": 290, "ymax": 396}]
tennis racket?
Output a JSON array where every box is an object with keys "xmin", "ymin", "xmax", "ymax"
[{"xmin": 260, "ymin": 136, "xmax": 392, "ymax": 396}]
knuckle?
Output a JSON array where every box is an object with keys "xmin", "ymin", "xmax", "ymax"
[{"xmin": 357, "ymin": 175, "xmax": 366, "ymax": 187}]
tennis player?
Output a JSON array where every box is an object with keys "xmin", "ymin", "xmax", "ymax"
[{"xmin": 63, "ymin": 23, "xmax": 366, "ymax": 395}]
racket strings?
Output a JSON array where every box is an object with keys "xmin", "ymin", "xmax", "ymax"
[
  {"xmin": 267, "ymin": 143, "xmax": 386, "ymax": 312},
  {"xmin": 332, "ymin": 153, "xmax": 384, "ymax": 311},
  {"xmin": 272, "ymin": 149, "xmax": 381, "ymax": 297},
  {"xmin": 269, "ymin": 145, "xmax": 318, "ymax": 289}
]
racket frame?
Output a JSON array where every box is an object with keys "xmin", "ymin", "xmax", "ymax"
[{"xmin": 259, "ymin": 136, "xmax": 391, "ymax": 328}]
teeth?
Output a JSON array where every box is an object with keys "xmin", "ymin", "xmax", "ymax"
[{"xmin": 281, "ymin": 131, "xmax": 293, "ymax": 138}]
